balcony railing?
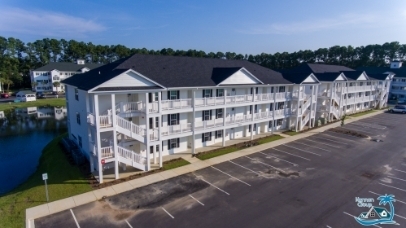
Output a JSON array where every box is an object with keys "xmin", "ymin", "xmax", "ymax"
[
  {"xmin": 101, "ymin": 146, "xmax": 114, "ymax": 158},
  {"xmin": 162, "ymin": 99, "xmax": 192, "ymax": 110},
  {"xmin": 195, "ymin": 97, "xmax": 226, "ymax": 107},
  {"xmin": 195, "ymin": 118, "xmax": 224, "ymax": 130},
  {"xmin": 161, "ymin": 123, "xmax": 192, "ymax": 136}
]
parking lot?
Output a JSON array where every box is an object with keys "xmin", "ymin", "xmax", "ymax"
[{"xmin": 35, "ymin": 112, "xmax": 406, "ymax": 228}]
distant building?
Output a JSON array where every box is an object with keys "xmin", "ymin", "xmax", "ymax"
[
  {"xmin": 358, "ymin": 61, "xmax": 406, "ymax": 101},
  {"xmin": 30, "ymin": 59, "xmax": 102, "ymax": 93}
]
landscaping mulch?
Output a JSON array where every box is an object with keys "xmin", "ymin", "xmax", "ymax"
[{"xmin": 328, "ymin": 128, "xmax": 368, "ymax": 138}]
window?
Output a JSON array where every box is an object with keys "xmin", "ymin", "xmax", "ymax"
[
  {"xmin": 168, "ymin": 90, "xmax": 179, "ymax": 100},
  {"xmin": 367, "ymin": 82, "xmax": 371, "ymax": 85},
  {"xmin": 60, "ymin": 72, "xmax": 62, "ymax": 75},
  {"xmin": 402, "ymin": 79, "xmax": 406, "ymax": 82},
  {"xmin": 269, "ymin": 121, "xmax": 273, "ymax": 128},
  {"xmin": 370, "ymin": 212, "xmax": 375, "ymax": 218},
  {"xmin": 250, "ymin": 87, "xmax": 259, "ymax": 94},
  {"xmin": 216, "ymin": 89, "xmax": 224, "ymax": 97},
  {"xmin": 270, "ymin": 103, "xmax": 274, "ymax": 111},
  {"xmin": 65, "ymin": 73, "xmax": 68, "ymax": 75},
  {"xmin": 53, "ymin": 76, "xmax": 60, "ymax": 80},
  {"xmin": 168, "ymin": 138, "xmax": 180, "ymax": 150},
  {"xmin": 358, "ymin": 92, "xmax": 362, "ymax": 97},
  {"xmin": 202, "ymin": 132, "xmax": 212, "ymax": 142},
  {"xmin": 168, "ymin": 114, "xmax": 179, "ymax": 126},
  {"xmin": 156, "ymin": 145, "xmax": 160, "ymax": 152},
  {"xmin": 36, "ymin": 73, "xmax": 39, "ymax": 76},
  {"xmin": 203, "ymin": 110, "xmax": 212, "ymax": 120},
  {"xmin": 275, "ymin": 119, "xmax": 283, "ymax": 126},
  {"xmin": 75, "ymin": 88, "xmax": 79, "ymax": 100},
  {"xmin": 215, "ymin": 130, "xmax": 223, "ymax": 139},
  {"xmin": 149, "ymin": 118, "xmax": 153, "ymax": 129},
  {"xmin": 78, "ymin": 136, "xmax": 82, "ymax": 148},
  {"xmin": 279, "ymin": 86, "xmax": 285, "ymax": 92},
  {"xmin": 360, "ymin": 82, "xmax": 363, "ymax": 86},
  {"xmin": 277, "ymin": 102, "xmax": 284, "ymax": 110},
  {"xmin": 76, "ymin": 112, "xmax": 80, "ymax": 125},
  {"xmin": 271, "ymin": 87, "xmax": 274, "ymax": 93},
  {"xmin": 248, "ymin": 125, "xmax": 251, "ymax": 132},
  {"xmin": 155, "ymin": 117, "xmax": 159, "ymax": 128},
  {"xmin": 215, "ymin": 109, "xmax": 223, "ymax": 119},
  {"xmin": 203, "ymin": 89, "xmax": 212, "ymax": 98}
]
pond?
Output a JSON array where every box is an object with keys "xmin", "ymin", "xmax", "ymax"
[{"xmin": 0, "ymin": 106, "xmax": 67, "ymax": 195}]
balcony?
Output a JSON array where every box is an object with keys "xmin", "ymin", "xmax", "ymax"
[
  {"xmin": 87, "ymin": 113, "xmax": 112, "ymax": 128},
  {"xmin": 162, "ymin": 99, "xmax": 192, "ymax": 110},
  {"xmin": 161, "ymin": 123, "xmax": 192, "ymax": 136}
]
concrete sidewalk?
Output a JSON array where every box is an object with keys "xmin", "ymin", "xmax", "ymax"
[{"xmin": 26, "ymin": 110, "xmax": 386, "ymax": 228}]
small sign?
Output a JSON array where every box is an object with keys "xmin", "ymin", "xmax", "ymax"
[
  {"xmin": 101, "ymin": 159, "xmax": 105, "ymax": 165},
  {"xmin": 42, "ymin": 173, "xmax": 48, "ymax": 180}
]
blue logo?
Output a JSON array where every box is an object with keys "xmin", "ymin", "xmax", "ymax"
[{"xmin": 354, "ymin": 194, "xmax": 396, "ymax": 226}]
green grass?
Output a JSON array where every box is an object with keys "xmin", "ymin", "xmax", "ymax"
[
  {"xmin": 257, "ymin": 134, "xmax": 284, "ymax": 144},
  {"xmin": 0, "ymin": 98, "xmax": 66, "ymax": 111},
  {"xmin": 161, "ymin": 158, "xmax": 191, "ymax": 170},
  {"xmin": 282, "ymin": 130, "xmax": 300, "ymax": 136},
  {"xmin": 196, "ymin": 146, "xmax": 240, "ymax": 160},
  {"xmin": 0, "ymin": 133, "xmax": 92, "ymax": 228},
  {"xmin": 349, "ymin": 110, "xmax": 376, "ymax": 117}
]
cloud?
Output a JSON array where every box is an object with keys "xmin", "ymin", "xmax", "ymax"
[
  {"xmin": 237, "ymin": 14, "xmax": 379, "ymax": 35},
  {"xmin": 0, "ymin": 7, "xmax": 105, "ymax": 38}
]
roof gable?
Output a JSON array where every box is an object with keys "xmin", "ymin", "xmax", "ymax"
[
  {"xmin": 93, "ymin": 70, "xmax": 161, "ymax": 91},
  {"xmin": 336, "ymin": 74, "xmax": 346, "ymax": 81},
  {"xmin": 357, "ymin": 72, "xmax": 368, "ymax": 81},
  {"xmin": 218, "ymin": 68, "xmax": 263, "ymax": 85},
  {"xmin": 302, "ymin": 74, "xmax": 319, "ymax": 83}
]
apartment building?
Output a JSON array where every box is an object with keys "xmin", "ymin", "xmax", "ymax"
[
  {"xmin": 358, "ymin": 61, "xmax": 405, "ymax": 102},
  {"xmin": 62, "ymin": 54, "xmax": 390, "ymax": 183},
  {"xmin": 30, "ymin": 59, "xmax": 101, "ymax": 92}
]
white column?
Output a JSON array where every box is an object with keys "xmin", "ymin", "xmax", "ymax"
[
  {"xmin": 222, "ymin": 129, "xmax": 226, "ymax": 147},
  {"xmin": 111, "ymin": 94, "xmax": 119, "ymax": 180},
  {"xmin": 94, "ymin": 94, "xmax": 103, "ymax": 183},
  {"xmin": 222, "ymin": 89, "xmax": 227, "ymax": 147},
  {"xmin": 145, "ymin": 93, "xmax": 151, "ymax": 171},
  {"xmin": 192, "ymin": 90, "xmax": 196, "ymax": 154},
  {"xmin": 295, "ymin": 87, "xmax": 300, "ymax": 132},
  {"xmin": 250, "ymin": 124, "xmax": 254, "ymax": 140},
  {"xmin": 272, "ymin": 87, "xmax": 275, "ymax": 133},
  {"xmin": 157, "ymin": 91, "xmax": 162, "ymax": 166}
]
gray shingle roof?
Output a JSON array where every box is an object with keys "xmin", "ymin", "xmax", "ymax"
[
  {"xmin": 287, "ymin": 63, "xmax": 355, "ymax": 74},
  {"xmin": 340, "ymin": 71, "xmax": 365, "ymax": 80},
  {"xmin": 281, "ymin": 72, "xmax": 317, "ymax": 84},
  {"xmin": 34, "ymin": 62, "xmax": 103, "ymax": 72},
  {"xmin": 313, "ymin": 72, "xmax": 345, "ymax": 81},
  {"xmin": 357, "ymin": 66, "xmax": 406, "ymax": 78},
  {"xmin": 62, "ymin": 54, "xmax": 293, "ymax": 91}
]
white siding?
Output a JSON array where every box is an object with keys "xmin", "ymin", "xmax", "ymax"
[
  {"xmin": 220, "ymin": 70, "xmax": 260, "ymax": 85},
  {"xmin": 99, "ymin": 71, "xmax": 157, "ymax": 88}
]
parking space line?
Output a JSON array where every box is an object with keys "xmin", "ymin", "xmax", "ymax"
[
  {"xmin": 161, "ymin": 207, "xmax": 175, "ymax": 219},
  {"xmin": 394, "ymin": 169, "xmax": 406, "ymax": 174},
  {"xmin": 245, "ymin": 156, "xmax": 285, "ymax": 174},
  {"xmin": 70, "ymin": 209, "xmax": 80, "ymax": 228},
  {"xmin": 379, "ymin": 183, "xmax": 406, "ymax": 192},
  {"xmin": 211, "ymin": 166, "xmax": 251, "ymax": 186},
  {"xmin": 259, "ymin": 152, "xmax": 298, "ymax": 166},
  {"xmin": 292, "ymin": 141, "xmax": 332, "ymax": 151},
  {"xmin": 126, "ymin": 220, "xmax": 133, "ymax": 228},
  {"xmin": 282, "ymin": 144, "xmax": 322, "ymax": 156},
  {"xmin": 324, "ymin": 132, "xmax": 360, "ymax": 141},
  {"xmin": 270, "ymin": 148, "xmax": 311, "ymax": 161},
  {"xmin": 189, "ymin": 194, "xmax": 205, "ymax": 206},
  {"xmin": 350, "ymin": 122, "xmax": 386, "ymax": 130},
  {"xmin": 369, "ymin": 191, "xmax": 406, "ymax": 205},
  {"xmin": 396, "ymin": 214, "xmax": 406, "ymax": 220},
  {"xmin": 302, "ymin": 138, "xmax": 340, "ymax": 148},
  {"xmin": 341, "ymin": 126, "xmax": 374, "ymax": 135},
  {"xmin": 388, "ymin": 175, "xmax": 406, "ymax": 182},
  {"xmin": 312, "ymin": 135, "xmax": 348, "ymax": 145},
  {"xmin": 326, "ymin": 225, "xmax": 332, "ymax": 228},
  {"xmin": 228, "ymin": 160, "xmax": 263, "ymax": 177},
  {"xmin": 197, "ymin": 176, "xmax": 230, "ymax": 195},
  {"xmin": 343, "ymin": 212, "xmax": 383, "ymax": 228}
]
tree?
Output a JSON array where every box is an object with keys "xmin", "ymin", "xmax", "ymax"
[
  {"xmin": 53, "ymin": 81, "xmax": 61, "ymax": 92},
  {"xmin": 31, "ymin": 81, "xmax": 38, "ymax": 90}
]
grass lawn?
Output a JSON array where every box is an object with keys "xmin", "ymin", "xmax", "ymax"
[
  {"xmin": 161, "ymin": 158, "xmax": 190, "ymax": 170},
  {"xmin": 282, "ymin": 130, "xmax": 300, "ymax": 136},
  {"xmin": 349, "ymin": 110, "xmax": 376, "ymax": 117},
  {"xmin": 0, "ymin": 133, "xmax": 92, "ymax": 228},
  {"xmin": 0, "ymin": 98, "xmax": 66, "ymax": 111},
  {"xmin": 257, "ymin": 134, "xmax": 284, "ymax": 144}
]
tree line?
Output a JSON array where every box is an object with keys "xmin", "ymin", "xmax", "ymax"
[{"xmin": 0, "ymin": 36, "xmax": 405, "ymax": 90}]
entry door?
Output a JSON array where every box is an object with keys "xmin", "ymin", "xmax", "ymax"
[
  {"xmin": 150, "ymin": 146, "xmax": 154, "ymax": 154},
  {"xmin": 230, "ymin": 129, "xmax": 235, "ymax": 139}
]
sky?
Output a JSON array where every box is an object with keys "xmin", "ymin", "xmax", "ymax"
[{"xmin": 0, "ymin": 0, "xmax": 406, "ymax": 55}]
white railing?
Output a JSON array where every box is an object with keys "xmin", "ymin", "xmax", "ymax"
[
  {"xmin": 161, "ymin": 99, "xmax": 192, "ymax": 110},
  {"xmin": 225, "ymin": 114, "xmax": 251, "ymax": 125},
  {"xmin": 87, "ymin": 113, "xmax": 95, "ymax": 125},
  {"xmin": 254, "ymin": 111, "xmax": 271, "ymax": 120},
  {"xmin": 195, "ymin": 118, "xmax": 224, "ymax": 129},
  {"xmin": 147, "ymin": 101, "xmax": 159, "ymax": 113},
  {"xmin": 292, "ymin": 91, "xmax": 304, "ymax": 99},
  {"xmin": 116, "ymin": 116, "xmax": 146, "ymax": 137},
  {"xmin": 301, "ymin": 112, "xmax": 310, "ymax": 129},
  {"xmin": 332, "ymin": 92, "xmax": 340, "ymax": 103},
  {"xmin": 274, "ymin": 108, "xmax": 291, "ymax": 118},
  {"xmin": 149, "ymin": 129, "xmax": 159, "ymax": 141},
  {"xmin": 101, "ymin": 146, "xmax": 114, "ymax": 158},
  {"xmin": 99, "ymin": 114, "xmax": 112, "ymax": 127},
  {"xmin": 195, "ymin": 97, "xmax": 226, "ymax": 107},
  {"xmin": 226, "ymin": 94, "xmax": 251, "ymax": 104},
  {"xmin": 275, "ymin": 92, "xmax": 292, "ymax": 101},
  {"xmin": 121, "ymin": 101, "xmax": 145, "ymax": 113},
  {"xmin": 332, "ymin": 107, "xmax": 340, "ymax": 119},
  {"xmin": 161, "ymin": 123, "xmax": 193, "ymax": 136},
  {"xmin": 117, "ymin": 146, "xmax": 146, "ymax": 165}
]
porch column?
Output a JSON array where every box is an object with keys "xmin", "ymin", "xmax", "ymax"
[
  {"xmin": 222, "ymin": 129, "xmax": 226, "ymax": 147},
  {"xmin": 295, "ymin": 88, "xmax": 300, "ymax": 132},
  {"xmin": 222, "ymin": 89, "xmax": 227, "ymax": 147},
  {"xmin": 111, "ymin": 94, "xmax": 119, "ymax": 179},
  {"xmin": 272, "ymin": 87, "xmax": 276, "ymax": 133},
  {"xmin": 159, "ymin": 143, "xmax": 162, "ymax": 167},
  {"xmin": 250, "ymin": 124, "xmax": 254, "ymax": 140},
  {"xmin": 192, "ymin": 90, "xmax": 196, "ymax": 154},
  {"xmin": 157, "ymin": 91, "xmax": 162, "ymax": 166},
  {"xmin": 95, "ymin": 94, "xmax": 103, "ymax": 183},
  {"xmin": 145, "ymin": 93, "xmax": 151, "ymax": 171}
]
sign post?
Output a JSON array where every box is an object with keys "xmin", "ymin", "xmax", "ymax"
[{"xmin": 42, "ymin": 173, "xmax": 49, "ymax": 202}]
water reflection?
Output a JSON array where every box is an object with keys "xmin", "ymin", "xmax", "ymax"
[{"xmin": 0, "ymin": 106, "xmax": 67, "ymax": 194}]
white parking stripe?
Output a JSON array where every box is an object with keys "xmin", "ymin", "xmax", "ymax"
[
  {"xmin": 343, "ymin": 212, "xmax": 383, "ymax": 228},
  {"xmin": 270, "ymin": 148, "xmax": 311, "ymax": 161},
  {"xmin": 394, "ymin": 169, "xmax": 406, "ymax": 174},
  {"xmin": 229, "ymin": 160, "xmax": 264, "ymax": 177},
  {"xmin": 324, "ymin": 132, "xmax": 360, "ymax": 141},
  {"xmin": 379, "ymin": 183, "xmax": 406, "ymax": 192},
  {"xmin": 350, "ymin": 122, "xmax": 386, "ymax": 130},
  {"xmin": 282, "ymin": 144, "xmax": 322, "ymax": 156},
  {"xmin": 161, "ymin": 207, "xmax": 175, "ymax": 219},
  {"xmin": 396, "ymin": 214, "xmax": 406, "ymax": 220},
  {"xmin": 245, "ymin": 156, "xmax": 285, "ymax": 174},
  {"xmin": 189, "ymin": 194, "xmax": 205, "ymax": 206},
  {"xmin": 211, "ymin": 166, "xmax": 251, "ymax": 186},
  {"xmin": 70, "ymin": 209, "xmax": 80, "ymax": 228},
  {"xmin": 312, "ymin": 135, "xmax": 348, "ymax": 145},
  {"xmin": 369, "ymin": 191, "xmax": 406, "ymax": 205},
  {"xmin": 259, "ymin": 151, "xmax": 298, "ymax": 166},
  {"xmin": 292, "ymin": 141, "xmax": 331, "ymax": 152},
  {"xmin": 302, "ymin": 138, "xmax": 340, "ymax": 148},
  {"xmin": 197, "ymin": 176, "xmax": 230, "ymax": 195},
  {"xmin": 126, "ymin": 220, "xmax": 133, "ymax": 228},
  {"xmin": 388, "ymin": 175, "xmax": 406, "ymax": 182},
  {"xmin": 326, "ymin": 226, "xmax": 332, "ymax": 228}
]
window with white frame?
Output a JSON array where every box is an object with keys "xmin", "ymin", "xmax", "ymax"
[
  {"xmin": 216, "ymin": 89, "xmax": 224, "ymax": 97},
  {"xmin": 215, "ymin": 109, "xmax": 223, "ymax": 119},
  {"xmin": 269, "ymin": 121, "xmax": 273, "ymax": 128},
  {"xmin": 169, "ymin": 90, "xmax": 179, "ymax": 100},
  {"xmin": 215, "ymin": 130, "xmax": 222, "ymax": 139},
  {"xmin": 203, "ymin": 110, "xmax": 212, "ymax": 121},
  {"xmin": 277, "ymin": 102, "xmax": 284, "ymax": 110},
  {"xmin": 76, "ymin": 112, "xmax": 80, "ymax": 125},
  {"xmin": 168, "ymin": 138, "xmax": 179, "ymax": 150},
  {"xmin": 275, "ymin": 119, "xmax": 283, "ymax": 126},
  {"xmin": 360, "ymin": 82, "xmax": 363, "ymax": 86},
  {"xmin": 269, "ymin": 103, "xmax": 274, "ymax": 111},
  {"xmin": 279, "ymin": 86, "xmax": 285, "ymax": 92},
  {"xmin": 203, "ymin": 89, "xmax": 212, "ymax": 98},
  {"xmin": 168, "ymin": 114, "xmax": 179, "ymax": 126},
  {"xmin": 75, "ymin": 88, "xmax": 79, "ymax": 100},
  {"xmin": 202, "ymin": 132, "xmax": 212, "ymax": 142}
]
